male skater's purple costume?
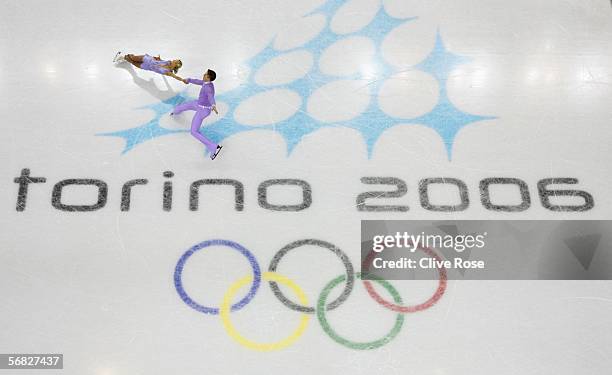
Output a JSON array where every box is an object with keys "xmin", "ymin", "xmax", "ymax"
[{"xmin": 172, "ymin": 78, "xmax": 218, "ymax": 153}]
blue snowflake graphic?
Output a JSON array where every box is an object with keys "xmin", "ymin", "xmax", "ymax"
[{"xmin": 99, "ymin": 0, "xmax": 496, "ymax": 160}]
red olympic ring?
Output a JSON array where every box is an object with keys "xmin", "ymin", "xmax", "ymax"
[{"xmin": 362, "ymin": 244, "xmax": 447, "ymax": 313}]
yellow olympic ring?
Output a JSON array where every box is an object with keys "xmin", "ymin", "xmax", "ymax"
[{"xmin": 220, "ymin": 271, "xmax": 311, "ymax": 351}]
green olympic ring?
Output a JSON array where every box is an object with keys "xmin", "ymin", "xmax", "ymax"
[{"xmin": 317, "ymin": 273, "xmax": 405, "ymax": 350}]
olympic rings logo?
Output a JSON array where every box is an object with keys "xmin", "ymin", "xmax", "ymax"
[{"xmin": 174, "ymin": 239, "xmax": 447, "ymax": 351}]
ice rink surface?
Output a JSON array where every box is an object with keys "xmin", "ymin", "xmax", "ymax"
[{"xmin": 1, "ymin": 0, "xmax": 612, "ymax": 374}]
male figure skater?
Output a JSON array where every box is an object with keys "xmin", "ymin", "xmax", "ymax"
[{"xmin": 171, "ymin": 69, "xmax": 223, "ymax": 160}]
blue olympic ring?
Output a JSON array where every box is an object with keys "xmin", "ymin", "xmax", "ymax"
[{"xmin": 174, "ymin": 239, "xmax": 261, "ymax": 315}]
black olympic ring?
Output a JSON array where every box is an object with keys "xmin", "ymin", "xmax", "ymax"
[{"xmin": 268, "ymin": 239, "xmax": 355, "ymax": 313}]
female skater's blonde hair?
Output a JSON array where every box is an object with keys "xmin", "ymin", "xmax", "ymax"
[{"xmin": 173, "ymin": 60, "xmax": 183, "ymax": 74}]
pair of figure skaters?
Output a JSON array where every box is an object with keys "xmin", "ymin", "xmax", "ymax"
[{"xmin": 114, "ymin": 52, "xmax": 222, "ymax": 160}]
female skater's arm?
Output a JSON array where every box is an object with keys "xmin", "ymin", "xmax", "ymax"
[{"xmin": 164, "ymin": 71, "xmax": 188, "ymax": 83}]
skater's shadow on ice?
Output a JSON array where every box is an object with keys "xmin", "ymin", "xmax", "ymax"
[{"xmin": 117, "ymin": 63, "xmax": 175, "ymax": 101}]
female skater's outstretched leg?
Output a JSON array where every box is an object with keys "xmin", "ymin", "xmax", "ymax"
[{"xmin": 125, "ymin": 54, "xmax": 145, "ymax": 68}]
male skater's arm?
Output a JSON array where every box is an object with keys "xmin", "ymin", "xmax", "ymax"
[
  {"xmin": 185, "ymin": 78, "xmax": 204, "ymax": 85},
  {"xmin": 207, "ymin": 86, "xmax": 218, "ymax": 114}
]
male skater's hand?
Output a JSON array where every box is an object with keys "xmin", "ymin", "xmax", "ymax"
[{"xmin": 212, "ymin": 106, "xmax": 218, "ymax": 115}]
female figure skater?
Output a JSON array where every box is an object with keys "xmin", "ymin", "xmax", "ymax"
[
  {"xmin": 170, "ymin": 69, "xmax": 223, "ymax": 160},
  {"xmin": 114, "ymin": 52, "xmax": 186, "ymax": 83}
]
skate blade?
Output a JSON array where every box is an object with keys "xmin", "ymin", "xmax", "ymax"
[{"xmin": 210, "ymin": 146, "xmax": 223, "ymax": 160}]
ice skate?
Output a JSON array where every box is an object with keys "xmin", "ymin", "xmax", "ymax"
[
  {"xmin": 113, "ymin": 51, "xmax": 125, "ymax": 63},
  {"xmin": 210, "ymin": 145, "xmax": 223, "ymax": 160}
]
